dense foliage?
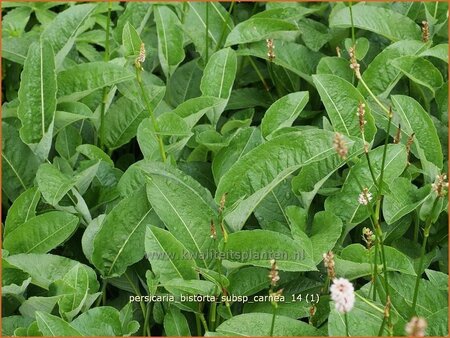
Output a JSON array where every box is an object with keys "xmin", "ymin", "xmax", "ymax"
[{"xmin": 2, "ymin": 1, "xmax": 448, "ymax": 336}]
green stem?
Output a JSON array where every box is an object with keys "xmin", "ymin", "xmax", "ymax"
[
  {"xmin": 135, "ymin": 68, "xmax": 166, "ymax": 162},
  {"xmin": 378, "ymin": 315, "xmax": 387, "ymax": 336},
  {"xmin": 95, "ymin": 279, "xmax": 107, "ymax": 307},
  {"xmin": 344, "ymin": 312, "xmax": 349, "ymax": 336},
  {"xmin": 248, "ymin": 56, "xmax": 274, "ymax": 100},
  {"xmin": 411, "ymin": 198, "xmax": 440, "ymax": 315},
  {"xmin": 215, "ymin": 1, "xmax": 235, "ymax": 52},
  {"xmin": 413, "ymin": 211, "xmax": 420, "ymax": 242},
  {"xmin": 269, "ymin": 304, "xmax": 277, "ymax": 336},
  {"xmin": 195, "ymin": 314, "xmax": 202, "ymax": 336},
  {"xmin": 199, "ymin": 313, "xmax": 209, "ymax": 333},
  {"xmin": 372, "ymin": 242, "xmax": 379, "ymax": 301},
  {"xmin": 359, "ymin": 78, "xmax": 391, "ymax": 116},
  {"xmin": 348, "ymin": 2, "xmax": 356, "ymax": 45},
  {"xmin": 209, "ymin": 294, "xmax": 218, "ymax": 331},
  {"xmin": 355, "ymin": 293, "xmax": 384, "ymax": 313},
  {"xmin": 124, "ymin": 272, "xmax": 147, "ymax": 321},
  {"xmin": 143, "ymin": 303, "xmax": 151, "ymax": 336}
]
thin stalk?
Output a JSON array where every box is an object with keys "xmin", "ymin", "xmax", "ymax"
[
  {"xmin": 411, "ymin": 198, "xmax": 440, "ymax": 315},
  {"xmin": 215, "ymin": 1, "xmax": 235, "ymax": 52},
  {"xmin": 413, "ymin": 211, "xmax": 420, "ymax": 242},
  {"xmin": 248, "ymin": 56, "xmax": 274, "ymax": 100},
  {"xmin": 195, "ymin": 314, "xmax": 202, "ymax": 336},
  {"xmin": 348, "ymin": 2, "xmax": 356, "ymax": 45},
  {"xmin": 355, "ymin": 293, "xmax": 384, "ymax": 313},
  {"xmin": 344, "ymin": 312, "xmax": 349, "ymax": 336},
  {"xmin": 135, "ymin": 68, "xmax": 166, "ymax": 162},
  {"xmin": 372, "ymin": 242, "xmax": 379, "ymax": 301},
  {"xmin": 143, "ymin": 303, "xmax": 151, "ymax": 336},
  {"xmin": 124, "ymin": 272, "xmax": 147, "ymax": 321},
  {"xmin": 378, "ymin": 316, "xmax": 387, "ymax": 336},
  {"xmin": 95, "ymin": 279, "xmax": 107, "ymax": 307},
  {"xmin": 199, "ymin": 313, "xmax": 209, "ymax": 332},
  {"xmin": 205, "ymin": 2, "xmax": 210, "ymax": 62},
  {"xmin": 359, "ymin": 78, "xmax": 391, "ymax": 116},
  {"xmin": 99, "ymin": 1, "xmax": 112, "ymax": 150},
  {"xmin": 269, "ymin": 305, "xmax": 277, "ymax": 336}
]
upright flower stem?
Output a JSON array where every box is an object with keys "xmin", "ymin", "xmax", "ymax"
[
  {"xmin": 411, "ymin": 197, "xmax": 440, "ymax": 316},
  {"xmin": 205, "ymin": 2, "xmax": 210, "ymax": 62},
  {"xmin": 99, "ymin": 0, "xmax": 112, "ymax": 150},
  {"xmin": 215, "ymin": 1, "xmax": 235, "ymax": 52},
  {"xmin": 269, "ymin": 304, "xmax": 277, "ymax": 336},
  {"xmin": 344, "ymin": 312, "xmax": 350, "ymax": 336},
  {"xmin": 135, "ymin": 67, "xmax": 166, "ymax": 162},
  {"xmin": 348, "ymin": 2, "xmax": 356, "ymax": 46}
]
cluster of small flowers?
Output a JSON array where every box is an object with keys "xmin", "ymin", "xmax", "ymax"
[
  {"xmin": 210, "ymin": 219, "xmax": 217, "ymax": 239},
  {"xmin": 330, "ymin": 278, "xmax": 355, "ymax": 313},
  {"xmin": 266, "ymin": 39, "xmax": 275, "ymax": 61},
  {"xmin": 393, "ymin": 124, "xmax": 402, "ymax": 144},
  {"xmin": 362, "ymin": 227, "xmax": 374, "ymax": 248},
  {"xmin": 268, "ymin": 259, "xmax": 280, "ymax": 286},
  {"xmin": 323, "ymin": 251, "xmax": 336, "ymax": 279},
  {"xmin": 333, "ymin": 133, "xmax": 348, "ymax": 159},
  {"xmin": 135, "ymin": 43, "xmax": 146, "ymax": 70},
  {"xmin": 357, "ymin": 102, "xmax": 367, "ymax": 133},
  {"xmin": 406, "ymin": 133, "xmax": 415, "ymax": 164},
  {"xmin": 421, "ymin": 21, "xmax": 430, "ymax": 42},
  {"xmin": 405, "ymin": 316, "xmax": 427, "ymax": 337},
  {"xmin": 432, "ymin": 174, "xmax": 449, "ymax": 197},
  {"xmin": 348, "ymin": 47, "xmax": 361, "ymax": 79},
  {"xmin": 358, "ymin": 187, "xmax": 373, "ymax": 205}
]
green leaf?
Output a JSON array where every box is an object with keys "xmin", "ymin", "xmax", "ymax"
[
  {"xmin": 391, "ymin": 56, "xmax": 443, "ymax": 93},
  {"xmin": 215, "ymin": 313, "xmax": 319, "ymax": 336},
  {"xmin": 145, "ymin": 226, "xmax": 198, "ymax": 283},
  {"xmin": 313, "ymin": 74, "xmax": 376, "ymax": 141},
  {"xmin": 36, "ymin": 311, "xmax": 82, "ymax": 336},
  {"xmin": 359, "ymin": 40, "xmax": 428, "ymax": 98},
  {"xmin": 55, "ymin": 125, "xmax": 82, "ymax": 163},
  {"xmin": 215, "ymin": 130, "xmax": 356, "ymax": 230},
  {"xmin": 212, "ymin": 127, "xmax": 263, "ymax": 184},
  {"xmin": 135, "ymin": 161, "xmax": 218, "ymax": 268},
  {"xmin": 328, "ymin": 295, "xmax": 387, "ymax": 336},
  {"xmin": 4, "ymin": 187, "xmax": 40, "ymax": 238},
  {"xmin": 330, "ymin": 4, "xmax": 421, "ymax": 41},
  {"xmin": 71, "ymin": 307, "xmax": 125, "ymax": 336},
  {"xmin": 5, "ymin": 253, "xmax": 97, "ymax": 290},
  {"xmin": 383, "ymin": 177, "xmax": 431, "ymax": 224},
  {"xmin": 17, "ymin": 39, "xmax": 57, "ymax": 146},
  {"xmin": 420, "ymin": 44, "xmax": 448, "ymax": 63},
  {"xmin": 122, "ymin": 22, "xmax": 142, "ymax": 58},
  {"xmin": 309, "ymin": 211, "xmax": 343, "ymax": 264},
  {"xmin": 2, "ymin": 122, "xmax": 40, "ymax": 201},
  {"xmin": 57, "ymin": 62, "xmax": 135, "ymax": 102},
  {"xmin": 183, "ymin": 2, "xmax": 234, "ymax": 59},
  {"xmin": 154, "ymin": 5, "xmax": 185, "ymax": 78},
  {"xmin": 102, "ymin": 96, "xmax": 150, "ymax": 150},
  {"xmin": 76, "ymin": 144, "xmax": 114, "ymax": 166},
  {"xmin": 41, "ymin": 4, "xmax": 96, "ymax": 67},
  {"xmin": 225, "ymin": 18, "xmax": 297, "ymax": 46},
  {"xmin": 344, "ymin": 37, "xmax": 370, "ymax": 60},
  {"xmin": 114, "ymin": 3, "xmax": 152, "ymax": 43},
  {"xmin": 325, "ymin": 144, "xmax": 408, "ymax": 224},
  {"xmin": 316, "ymin": 57, "xmax": 353, "ymax": 83},
  {"xmin": 162, "ymin": 278, "xmax": 216, "ymax": 296},
  {"xmin": 4, "ymin": 211, "xmax": 79, "ymax": 254},
  {"xmin": 164, "ymin": 307, "xmax": 191, "ymax": 336},
  {"xmin": 36, "ymin": 163, "xmax": 74, "ymax": 206},
  {"xmin": 92, "ymin": 188, "xmax": 152, "ymax": 277},
  {"xmin": 200, "ymin": 48, "xmax": 237, "ymax": 124},
  {"xmin": 2, "ymin": 316, "xmax": 34, "ymax": 336},
  {"xmin": 166, "ymin": 59, "xmax": 203, "ymax": 106},
  {"xmin": 237, "ymin": 41, "xmax": 321, "ymax": 84},
  {"xmin": 227, "ymin": 267, "xmax": 270, "ymax": 297},
  {"xmin": 261, "ymin": 91, "xmax": 309, "ymax": 139},
  {"xmin": 222, "ymin": 229, "xmax": 316, "ymax": 271},
  {"xmin": 392, "ymin": 95, "xmax": 443, "ymax": 169}
]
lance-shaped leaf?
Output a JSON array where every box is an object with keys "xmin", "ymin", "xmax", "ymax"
[
  {"xmin": 330, "ymin": 4, "xmax": 421, "ymax": 41},
  {"xmin": 154, "ymin": 5, "xmax": 185, "ymax": 78},
  {"xmin": 183, "ymin": 2, "xmax": 234, "ymax": 59},
  {"xmin": 145, "ymin": 226, "xmax": 198, "ymax": 283},
  {"xmin": 164, "ymin": 307, "xmax": 191, "ymax": 336},
  {"xmin": 104, "ymin": 86, "xmax": 165, "ymax": 150},
  {"xmin": 92, "ymin": 188, "xmax": 152, "ymax": 277},
  {"xmin": 4, "ymin": 187, "xmax": 40, "ymax": 238},
  {"xmin": 391, "ymin": 56, "xmax": 443, "ymax": 93},
  {"xmin": 71, "ymin": 307, "xmax": 135, "ymax": 336},
  {"xmin": 36, "ymin": 312, "xmax": 82, "ymax": 336},
  {"xmin": 36, "ymin": 163, "xmax": 74, "ymax": 206},
  {"xmin": 392, "ymin": 95, "xmax": 443, "ymax": 169},
  {"xmin": 2, "ymin": 123, "xmax": 40, "ymax": 202},
  {"xmin": 122, "ymin": 22, "xmax": 142, "ymax": 58},
  {"xmin": 420, "ymin": 44, "xmax": 448, "ymax": 63},
  {"xmin": 142, "ymin": 162, "xmax": 218, "ymax": 268},
  {"xmin": 215, "ymin": 130, "xmax": 356, "ymax": 230},
  {"xmin": 325, "ymin": 144, "xmax": 408, "ymax": 224},
  {"xmin": 313, "ymin": 74, "xmax": 376, "ymax": 141},
  {"xmin": 41, "ymin": 3, "xmax": 95, "ymax": 67},
  {"xmin": 358, "ymin": 40, "xmax": 428, "ymax": 98},
  {"xmin": 225, "ymin": 18, "xmax": 298, "ymax": 46},
  {"xmin": 114, "ymin": 2, "xmax": 153, "ymax": 42},
  {"xmin": 57, "ymin": 62, "xmax": 134, "ymax": 102},
  {"xmin": 221, "ymin": 229, "xmax": 316, "ymax": 271},
  {"xmin": 200, "ymin": 48, "xmax": 237, "ymax": 125},
  {"xmin": 5, "ymin": 253, "xmax": 97, "ymax": 290},
  {"xmin": 4, "ymin": 211, "xmax": 79, "ymax": 254},
  {"xmin": 237, "ymin": 41, "xmax": 321, "ymax": 84},
  {"xmin": 261, "ymin": 91, "xmax": 309, "ymax": 139},
  {"xmin": 17, "ymin": 39, "xmax": 57, "ymax": 146}
]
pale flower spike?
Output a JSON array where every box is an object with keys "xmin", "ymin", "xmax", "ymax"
[
  {"xmin": 330, "ymin": 278, "xmax": 355, "ymax": 314},
  {"xmin": 358, "ymin": 188, "xmax": 372, "ymax": 205},
  {"xmin": 405, "ymin": 316, "xmax": 427, "ymax": 337}
]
